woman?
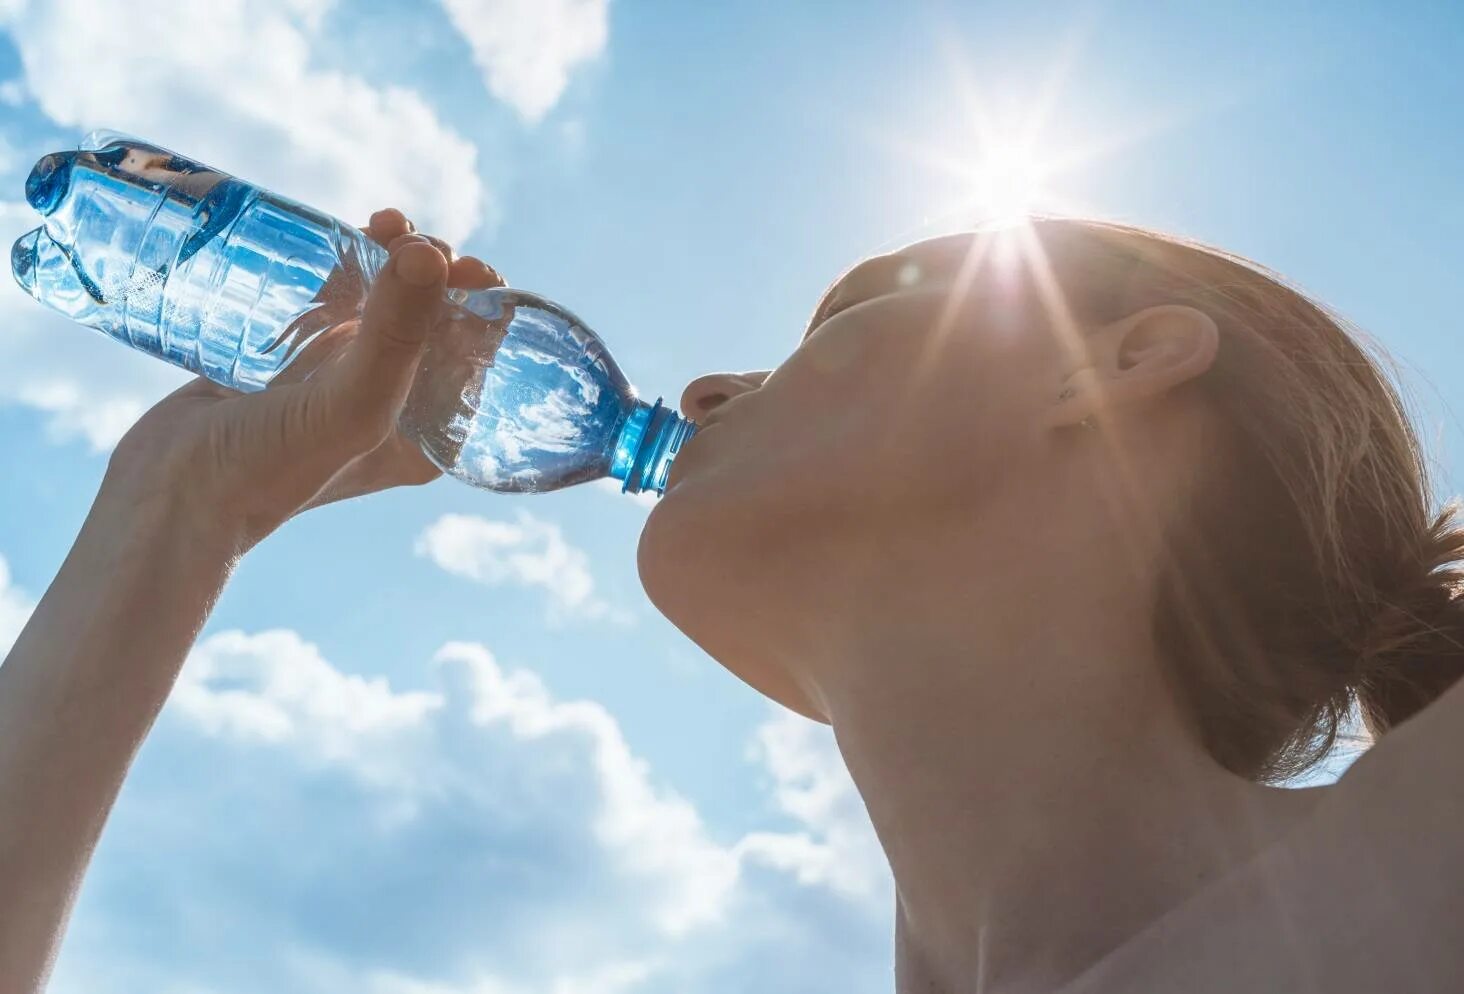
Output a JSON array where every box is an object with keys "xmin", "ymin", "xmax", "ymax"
[{"xmin": 2, "ymin": 210, "xmax": 1461, "ymax": 993}]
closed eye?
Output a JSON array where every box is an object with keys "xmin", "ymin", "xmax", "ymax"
[{"xmin": 813, "ymin": 290, "xmax": 887, "ymax": 331}]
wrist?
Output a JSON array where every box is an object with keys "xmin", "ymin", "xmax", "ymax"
[{"xmin": 94, "ymin": 461, "xmax": 251, "ymax": 568}]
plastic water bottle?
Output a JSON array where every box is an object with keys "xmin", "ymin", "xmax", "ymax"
[{"xmin": 9, "ymin": 131, "xmax": 696, "ymax": 496}]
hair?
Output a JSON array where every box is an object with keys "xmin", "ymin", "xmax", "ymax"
[{"xmin": 1010, "ymin": 218, "xmax": 1464, "ymax": 783}]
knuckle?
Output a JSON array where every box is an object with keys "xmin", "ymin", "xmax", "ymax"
[
  {"xmin": 342, "ymin": 403, "xmax": 395, "ymax": 452},
  {"xmin": 316, "ymin": 384, "xmax": 392, "ymax": 453},
  {"xmin": 369, "ymin": 318, "xmax": 427, "ymax": 354},
  {"xmin": 388, "ymin": 232, "xmax": 429, "ymax": 254}
]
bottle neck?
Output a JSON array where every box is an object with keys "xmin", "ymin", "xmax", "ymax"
[{"xmin": 611, "ymin": 399, "xmax": 697, "ymax": 496}]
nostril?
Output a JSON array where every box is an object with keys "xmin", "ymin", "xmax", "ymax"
[{"xmin": 698, "ymin": 392, "xmax": 729, "ymax": 411}]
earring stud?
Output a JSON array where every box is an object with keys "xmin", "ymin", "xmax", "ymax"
[{"xmin": 1059, "ymin": 388, "xmax": 1096, "ymax": 430}]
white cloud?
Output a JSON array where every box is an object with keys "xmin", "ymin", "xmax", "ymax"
[
  {"xmin": 0, "ymin": 199, "xmax": 187, "ymax": 450},
  {"xmin": 361, "ymin": 960, "xmax": 656, "ymax": 994},
  {"xmin": 14, "ymin": 379, "xmax": 151, "ymax": 452},
  {"xmin": 439, "ymin": 641, "xmax": 738, "ymax": 935},
  {"xmin": 53, "ymin": 629, "xmax": 895, "ymax": 994},
  {"xmin": 415, "ymin": 511, "xmax": 626, "ymax": 623},
  {"xmin": 0, "ymin": 554, "xmax": 35, "ymax": 657},
  {"xmin": 261, "ymin": 954, "xmax": 659, "ymax": 994},
  {"xmin": 0, "ymin": 0, "xmax": 493, "ymax": 450},
  {"xmin": 0, "ymin": 0, "xmax": 612, "ymax": 454},
  {"xmin": 0, "ymin": 0, "xmax": 486, "ymax": 243},
  {"xmin": 172, "ymin": 632, "xmax": 737, "ymax": 935},
  {"xmin": 735, "ymin": 709, "xmax": 892, "ymax": 903},
  {"xmin": 439, "ymin": 0, "xmax": 609, "ymax": 124},
  {"xmin": 174, "ymin": 629, "xmax": 444, "ymax": 789}
]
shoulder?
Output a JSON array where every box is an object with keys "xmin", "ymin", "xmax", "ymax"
[{"xmin": 1064, "ymin": 717, "xmax": 1464, "ymax": 994}]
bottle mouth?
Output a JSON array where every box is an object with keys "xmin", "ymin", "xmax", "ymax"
[
  {"xmin": 614, "ymin": 399, "xmax": 698, "ymax": 496},
  {"xmin": 11, "ymin": 228, "xmax": 42, "ymax": 298},
  {"xmin": 25, "ymin": 152, "xmax": 74, "ymax": 216},
  {"xmin": 647, "ymin": 413, "xmax": 697, "ymax": 495}
]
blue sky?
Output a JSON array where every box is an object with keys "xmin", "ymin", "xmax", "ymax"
[{"xmin": 1, "ymin": 1, "xmax": 1462, "ymax": 992}]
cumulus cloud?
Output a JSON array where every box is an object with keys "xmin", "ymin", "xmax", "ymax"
[
  {"xmin": 174, "ymin": 629, "xmax": 444, "ymax": 789},
  {"xmin": 0, "ymin": 0, "xmax": 498, "ymax": 449},
  {"xmin": 0, "ymin": 199, "xmax": 188, "ymax": 451},
  {"xmin": 13, "ymin": 379, "xmax": 153, "ymax": 452},
  {"xmin": 0, "ymin": 0, "xmax": 486, "ymax": 244},
  {"xmin": 359, "ymin": 960, "xmax": 657, "ymax": 994},
  {"xmin": 735, "ymin": 709, "xmax": 892, "ymax": 903},
  {"xmin": 439, "ymin": 0, "xmax": 609, "ymax": 124},
  {"xmin": 439, "ymin": 641, "xmax": 738, "ymax": 935},
  {"xmin": 172, "ymin": 633, "xmax": 738, "ymax": 935},
  {"xmin": 415, "ymin": 511, "xmax": 626, "ymax": 624},
  {"xmin": 0, "ymin": 554, "xmax": 35, "ymax": 657},
  {"xmin": 0, "ymin": 0, "xmax": 610, "ymax": 452},
  {"xmin": 48, "ymin": 630, "xmax": 894, "ymax": 994}
]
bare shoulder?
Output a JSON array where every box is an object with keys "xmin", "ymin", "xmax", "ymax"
[{"xmin": 1064, "ymin": 692, "xmax": 1464, "ymax": 994}]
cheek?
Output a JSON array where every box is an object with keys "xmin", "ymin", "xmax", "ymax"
[
  {"xmin": 779, "ymin": 325, "xmax": 1040, "ymax": 493},
  {"xmin": 646, "ymin": 316, "xmax": 1049, "ymax": 570}
]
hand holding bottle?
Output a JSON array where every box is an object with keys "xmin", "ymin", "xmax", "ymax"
[{"xmin": 101, "ymin": 208, "xmax": 500, "ymax": 554}]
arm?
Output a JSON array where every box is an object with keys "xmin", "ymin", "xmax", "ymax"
[
  {"xmin": 0, "ymin": 484, "xmax": 236, "ymax": 989},
  {"xmin": 0, "ymin": 212, "xmax": 500, "ymax": 992}
]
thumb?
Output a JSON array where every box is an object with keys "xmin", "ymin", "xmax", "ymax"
[{"xmin": 327, "ymin": 238, "xmax": 448, "ymax": 442}]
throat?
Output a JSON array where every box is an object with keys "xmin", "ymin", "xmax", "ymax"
[{"xmin": 830, "ymin": 657, "xmax": 1325, "ymax": 994}]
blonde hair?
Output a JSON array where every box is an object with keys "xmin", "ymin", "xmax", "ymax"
[{"xmin": 1025, "ymin": 218, "xmax": 1464, "ymax": 782}]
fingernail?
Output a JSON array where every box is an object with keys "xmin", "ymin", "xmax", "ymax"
[{"xmin": 395, "ymin": 245, "xmax": 440, "ymax": 287}]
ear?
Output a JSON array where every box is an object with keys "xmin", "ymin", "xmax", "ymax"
[{"xmin": 1041, "ymin": 305, "xmax": 1219, "ymax": 431}]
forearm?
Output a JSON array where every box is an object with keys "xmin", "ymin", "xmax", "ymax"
[{"xmin": 0, "ymin": 482, "xmax": 238, "ymax": 992}]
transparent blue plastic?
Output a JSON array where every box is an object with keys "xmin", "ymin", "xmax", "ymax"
[{"xmin": 10, "ymin": 131, "xmax": 694, "ymax": 496}]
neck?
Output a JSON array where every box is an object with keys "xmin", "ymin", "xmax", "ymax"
[{"xmin": 796, "ymin": 529, "xmax": 1324, "ymax": 994}]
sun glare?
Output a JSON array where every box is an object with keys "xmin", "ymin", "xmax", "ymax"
[
  {"xmin": 853, "ymin": 25, "xmax": 1151, "ymax": 242},
  {"xmin": 965, "ymin": 138, "xmax": 1050, "ymax": 224}
]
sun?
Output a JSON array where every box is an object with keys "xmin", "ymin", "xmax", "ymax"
[
  {"xmin": 964, "ymin": 138, "xmax": 1052, "ymax": 224},
  {"xmin": 850, "ymin": 26, "xmax": 1163, "ymax": 242},
  {"xmin": 859, "ymin": 112, "xmax": 1076, "ymax": 236}
]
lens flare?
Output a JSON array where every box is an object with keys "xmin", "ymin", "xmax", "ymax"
[{"xmin": 965, "ymin": 138, "xmax": 1050, "ymax": 224}]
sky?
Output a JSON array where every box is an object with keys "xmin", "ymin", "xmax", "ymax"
[{"xmin": 0, "ymin": 1, "xmax": 1462, "ymax": 992}]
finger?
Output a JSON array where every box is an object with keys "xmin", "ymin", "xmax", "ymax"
[
  {"xmin": 421, "ymin": 234, "xmax": 455, "ymax": 268},
  {"xmin": 389, "ymin": 229, "xmax": 455, "ymax": 267},
  {"xmin": 363, "ymin": 207, "xmax": 414, "ymax": 247},
  {"xmin": 325, "ymin": 240, "xmax": 447, "ymax": 446},
  {"xmin": 449, "ymin": 255, "xmax": 505, "ymax": 290},
  {"xmin": 388, "ymin": 231, "xmax": 430, "ymax": 254}
]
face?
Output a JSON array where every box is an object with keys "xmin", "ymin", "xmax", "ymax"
[{"xmin": 638, "ymin": 230, "xmax": 1091, "ymax": 715}]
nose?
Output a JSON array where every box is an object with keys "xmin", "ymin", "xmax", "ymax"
[{"xmin": 679, "ymin": 370, "xmax": 769, "ymax": 421}]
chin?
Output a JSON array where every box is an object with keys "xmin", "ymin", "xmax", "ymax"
[
  {"xmin": 636, "ymin": 477, "xmax": 833, "ymax": 725},
  {"xmin": 636, "ymin": 482, "xmax": 712, "ymax": 625}
]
